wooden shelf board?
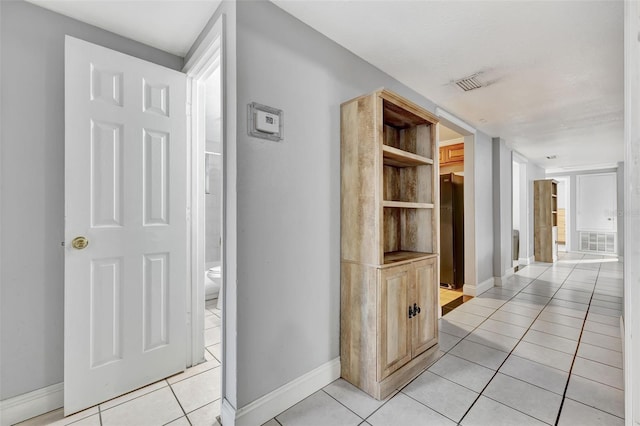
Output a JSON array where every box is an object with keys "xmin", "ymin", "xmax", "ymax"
[
  {"xmin": 383, "ymin": 251, "xmax": 436, "ymax": 265},
  {"xmin": 379, "ymin": 90, "xmax": 439, "ymax": 127},
  {"xmin": 383, "ymin": 201, "xmax": 434, "ymax": 209},
  {"xmin": 383, "ymin": 145, "xmax": 433, "ymax": 167}
]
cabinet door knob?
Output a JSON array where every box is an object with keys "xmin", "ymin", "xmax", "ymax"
[
  {"xmin": 408, "ymin": 306, "xmax": 413, "ymax": 319},
  {"xmin": 413, "ymin": 303, "xmax": 421, "ymax": 315}
]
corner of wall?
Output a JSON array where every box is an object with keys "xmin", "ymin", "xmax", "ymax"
[{"xmin": 463, "ymin": 277, "xmax": 495, "ymax": 296}]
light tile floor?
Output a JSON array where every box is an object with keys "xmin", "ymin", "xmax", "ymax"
[
  {"xmin": 17, "ymin": 299, "xmax": 223, "ymax": 426},
  {"xmin": 265, "ymin": 252, "xmax": 624, "ymax": 426},
  {"xmin": 19, "ymin": 253, "xmax": 624, "ymax": 426}
]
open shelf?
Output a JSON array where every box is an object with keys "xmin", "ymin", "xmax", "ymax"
[
  {"xmin": 383, "ymin": 145, "xmax": 433, "ymax": 167},
  {"xmin": 383, "ymin": 207, "xmax": 434, "ymax": 257},
  {"xmin": 383, "ymin": 201, "xmax": 434, "ymax": 209},
  {"xmin": 383, "ymin": 251, "xmax": 436, "ymax": 265}
]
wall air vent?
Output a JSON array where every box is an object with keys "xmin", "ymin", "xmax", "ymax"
[{"xmin": 454, "ymin": 74, "xmax": 484, "ymax": 92}]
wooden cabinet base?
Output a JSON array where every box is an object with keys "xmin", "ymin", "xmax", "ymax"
[
  {"xmin": 340, "ymin": 258, "xmax": 438, "ymax": 400},
  {"xmin": 341, "ymin": 343, "xmax": 441, "ymax": 400},
  {"xmin": 377, "ymin": 344, "xmax": 441, "ymax": 399}
]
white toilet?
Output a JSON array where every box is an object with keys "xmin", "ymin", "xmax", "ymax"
[{"xmin": 204, "ymin": 265, "xmax": 222, "ymax": 311}]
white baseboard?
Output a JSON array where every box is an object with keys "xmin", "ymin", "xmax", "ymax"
[
  {"xmin": 221, "ymin": 398, "xmax": 236, "ymax": 426},
  {"xmin": 463, "ymin": 277, "xmax": 494, "ymax": 296},
  {"xmin": 495, "ymin": 269, "xmax": 516, "ymax": 287},
  {"xmin": 518, "ymin": 256, "xmax": 535, "ymax": 265},
  {"xmin": 0, "ymin": 383, "xmax": 63, "ymax": 426},
  {"xmin": 224, "ymin": 358, "xmax": 341, "ymax": 426}
]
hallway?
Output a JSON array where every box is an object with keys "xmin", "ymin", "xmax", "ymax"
[
  {"xmin": 16, "ymin": 253, "xmax": 623, "ymax": 425},
  {"xmin": 266, "ymin": 252, "xmax": 624, "ymax": 425}
]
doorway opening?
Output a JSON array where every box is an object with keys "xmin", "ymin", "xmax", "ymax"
[
  {"xmin": 554, "ymin": 176, "xmax": 570, "ymax": 253},
  {"xmin": 438, "ymin": 125, "xmax": 468, "ymax": 315},
  {"xmin": 183, "ymin": 15, "xmax": 225, "ymax": 421},
  {"xmin": 576, "ymin": 172, "xmax": 617, "ymax": 254},
  {"xmin": 203, "ymin": 63, "xmax": 223, "ymax": 355},
  {"xmin": 512, "ymin": 153, "xmax": 529, "ymax": 268}
]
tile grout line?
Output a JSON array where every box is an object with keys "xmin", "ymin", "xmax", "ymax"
[
  {"xmin": 167, "ymin": 380, "xmax": 190, "ymax": 424},
  {"xmin": 423, "ymin": 274, "xmax": 546, "ymax": 422},
  {"xmin": 399, "ymin": 389, "xmax": 471, "ymax": 424},
  {"xmin": 457, "ymin": 260, "xmax": 582, "ymax": 425},
  {"xmin": 553, "ymin": 261, "xmax": 603, "ymax": 426},
  {"xmin": 320, "ymin": 389, "xmax": 366, "ymax": 423}
]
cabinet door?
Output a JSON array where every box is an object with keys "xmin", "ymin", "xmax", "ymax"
[
  {"xmin": 448, "ymin": 143, "xmax": 464, "ymax": 163},
  {"xmin": 378, "ymin": 265, "xmax": 412, "ymax": 381},
  {"xmin": 439, "ymin": 147, "xmax": 447, "ymax": 164},
  {"xmin": 412, "ymin": 259, "xmax": 438, "ymax": 356}
]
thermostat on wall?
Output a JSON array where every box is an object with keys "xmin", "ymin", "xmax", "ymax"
[{"xmin": 248, "ymin": 102, "xmax": 284, "ymax": 141}]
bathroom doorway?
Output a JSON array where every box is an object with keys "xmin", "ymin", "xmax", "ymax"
[
  {"xmin": 203, "ymin": 62, "xmax": 223, "ymax": 363},
  {"xmin": 182, "ymin": 17, "xmax": 225, "ymax": 418}
]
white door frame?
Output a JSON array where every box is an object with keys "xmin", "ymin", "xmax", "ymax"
[
  {"xmin": 182, "ymin": 17, "xmax": 223, "ymax": 367},
  {"xmin": 512, "ymin": 153, "xmax": 530, "ymax": 263},
  {"xmin": 624, "ymin": 0, "xmax": 639, "ymax": 422}
]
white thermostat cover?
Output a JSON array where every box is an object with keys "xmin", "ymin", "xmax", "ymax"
[{"xmin": 248, "ymin": 102, "xmax": 283, "ymax": 141}]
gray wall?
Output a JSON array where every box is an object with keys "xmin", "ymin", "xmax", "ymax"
[
  {"xmin": 527, "ymin": 163, "xmax": 546, "ymax": 259},
  {"xmin": 474, "ymin": 132, "xmax": 495, "ymax": 283},
  {"xmin": 0, "ymin": 0, "xmax": 183, "ymax": 400},
  {"xmin": 547, "ymin": 167, "xmax": 622, "ymax": 254},
  {"xmin": 492, "ymin": 138, "xmax": 513, "ymax": 278},
  {"xmin": 234, "ymin": 0, "xmax": 443, "ymax": 407}
]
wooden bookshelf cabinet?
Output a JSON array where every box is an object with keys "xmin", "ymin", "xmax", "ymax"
[
  {"xmin": 340, "ymin": 89, "xmax": 440, "ymax": 399},
  {"xmin": 534, "ymin": 179, "xmax": 558, "ymax": 263}
]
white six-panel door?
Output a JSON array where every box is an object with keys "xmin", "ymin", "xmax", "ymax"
[
  {"xmin": 64, "ymin": 36, "xmax": 187, "ymax": 415},
  {"xmin": 576, "ymin": 173, "xmax": 617, "ymax": 232}
]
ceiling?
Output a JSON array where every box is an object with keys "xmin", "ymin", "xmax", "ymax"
[
  {"xmin": 26, "ymin": 0, "xmax": 623, "ymax": 172},
  {"xmin": 25, "ymin": 0, "xmax": 221, "ymax": 57},
  {"xmin": 273, "ymin": 0, "xmax": 624, "ymax": 172}
]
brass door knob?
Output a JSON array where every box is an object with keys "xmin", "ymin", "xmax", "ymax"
[{"xmin": 71, "ymin": 236, "xmax": 89, "ymax": 250}]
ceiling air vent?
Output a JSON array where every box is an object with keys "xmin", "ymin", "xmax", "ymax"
[{"xmin": 454, "ymin": 74, "xmax": 484, "ymax": 92}]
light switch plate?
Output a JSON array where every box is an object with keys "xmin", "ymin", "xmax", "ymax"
[{"xmin": 248, "ymin": 102, "xmax": 283, "ymax": 141}]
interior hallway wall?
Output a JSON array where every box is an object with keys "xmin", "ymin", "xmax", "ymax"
[
  {"xmin": 234, "ymin": 0, "xmax": 495, "ymax": 407},
  {"xmin": 527, "ymin": 162, "xmax": 546, "ymax": 260},
  {"xmin": 492, "ymin": 138, "xmax": 513, "ymax": 279},
  {"xmin": 0, "ymin": 0, "xmax": 183, "ymax": 400},
  {"xmin": 472, "ymin": 132, "xmax": 494, "ymax": 285}
]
